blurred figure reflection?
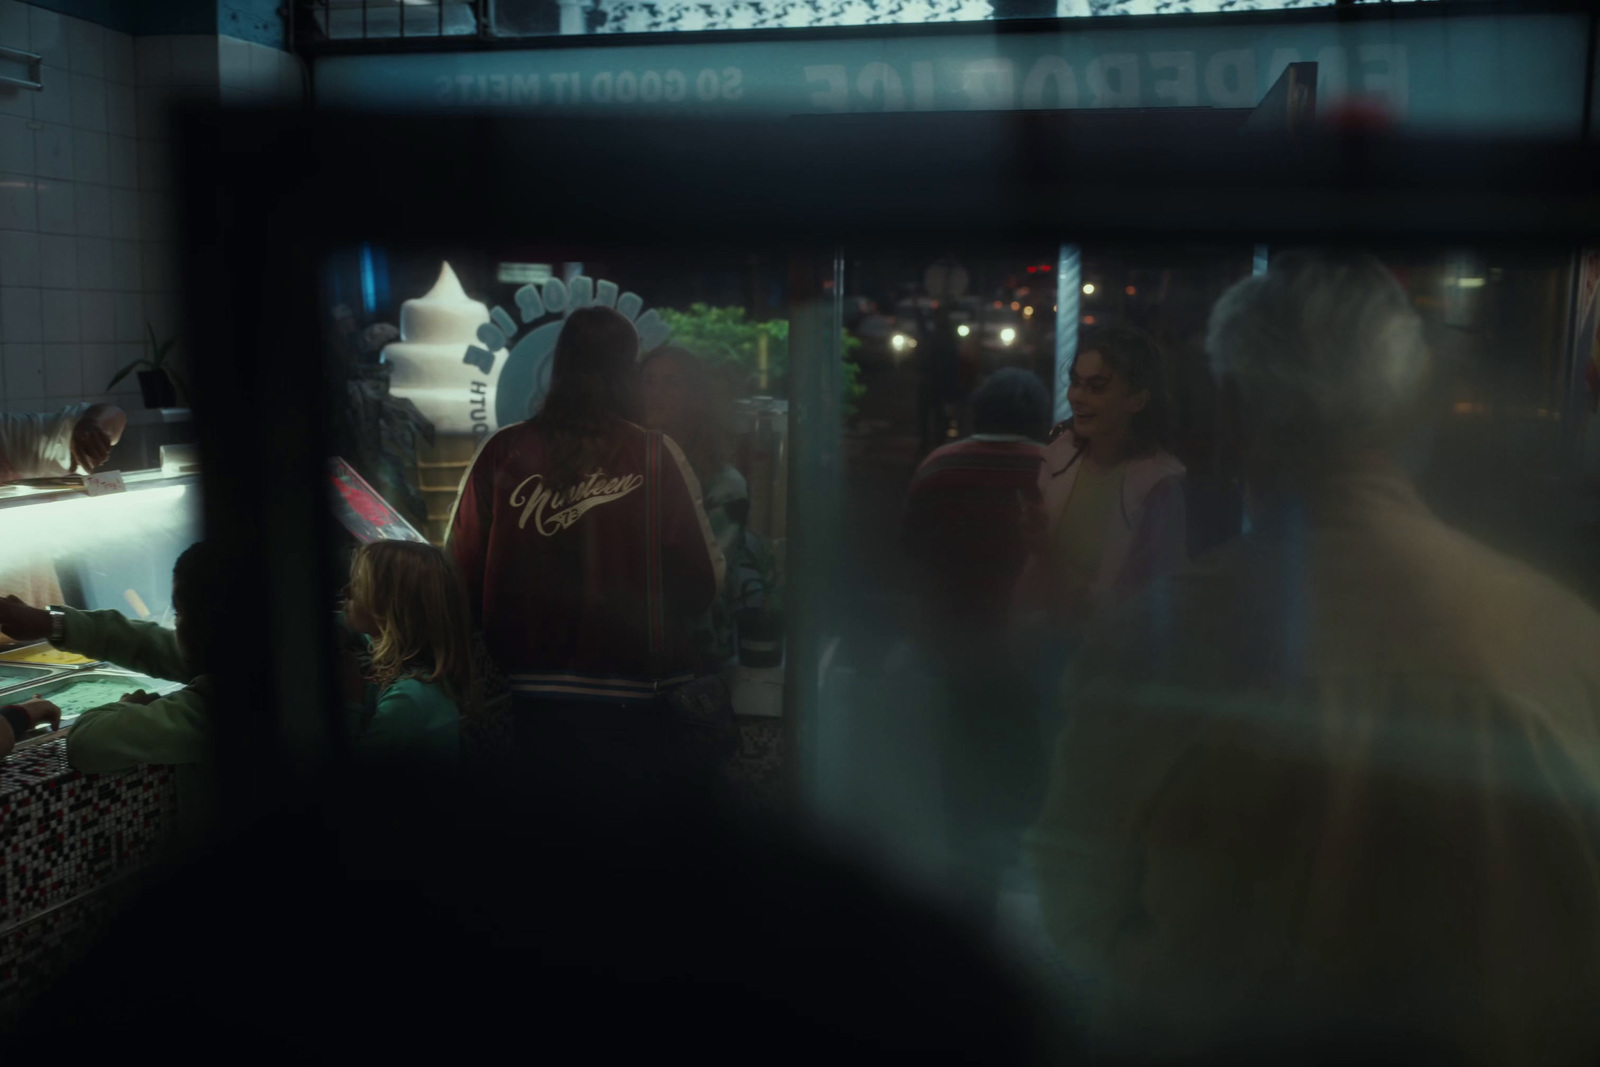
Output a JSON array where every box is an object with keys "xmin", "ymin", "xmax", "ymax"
[
  {"xmin": 1014, "ymin": 325, "xmax": 1187, "ymax": 745},
  {"xmin": 1019, "ymin": 325, "xmax": 1187, "ymax": 637},
  {"xmin": 17, "ymin": 763, "xmax": 1063, "ymax": 1063},
  {"xmin": 642, "ymin": 345, "xmax": 753, "ymax": 674},
  {"xmin": 903, "ymin": 368, "xmax": 1051, "ymax": 934},
  {"xmin": 1029, "ymin": 250, "xmax": 1600, "ymax": 1064}
]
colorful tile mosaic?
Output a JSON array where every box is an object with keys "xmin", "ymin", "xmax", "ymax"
[
  {"xmin": 0, "ymin": 867, "xmax": 144, "ymax": 1023},
  {"xmin": 0, "ymin": 736, "xmax": 177, "ymax": 1015}
]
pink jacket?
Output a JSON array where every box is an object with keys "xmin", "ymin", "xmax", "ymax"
[{"xmin": 1017, "ymin": 433, "xmax": 1188, "ymax": 622}]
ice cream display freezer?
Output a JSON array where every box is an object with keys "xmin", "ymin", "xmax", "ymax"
[
  {"xmin": 0, "ymin": 662, "xmax": 67, "ymax": 688},
  {"xmin": 0, "ymin": 643, "xmax": 99, "ymax": 667},
  {"xmin": 0, "ymin": 669, "xmax": 185, "ymax": 748}
]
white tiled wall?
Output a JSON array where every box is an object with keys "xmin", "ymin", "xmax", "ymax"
[
  {"xmin": 218, "ymin": 33, "xmax": 304, "ymax": 107},
  {"xmin": 0, "ymin": 2, "xmax": 304, "ymax": 419},
  {"xmin": 0, "ymin": 2, "xmax": 144, "ymax": 414},
  {"xmin": 134, "ymin": 32, "xmax": 223, "ymax": 379}
]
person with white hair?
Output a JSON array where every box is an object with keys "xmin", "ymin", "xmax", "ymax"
[{"xmin": 1027, "ymin": 249, "xmax": 1600, "ymax": 1065}]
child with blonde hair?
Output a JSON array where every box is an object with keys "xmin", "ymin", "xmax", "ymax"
[{"xmin": 342, "ymin": 540, "xmax": 474, "ymax": 761}]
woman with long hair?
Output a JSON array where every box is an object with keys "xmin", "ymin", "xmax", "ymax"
[
  {"xmin": 447, "ymin": 307, "xmax": 725, "ymax": 789},
  {"xmin": 641, "ymin": 345, "xmax": 751, "ymax": 671},
  {"xmin": 1012, "ymin": 322, "xmax": 1189, "ymax": 772},
  {"xmin": 1019, "ymin": 323, "xmax": 1188, "ymax": 636}
]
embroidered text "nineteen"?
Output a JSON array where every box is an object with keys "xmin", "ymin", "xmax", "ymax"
[{"xmin": 509, "ymin": 470, "xmax": 643, "ymax": 536}]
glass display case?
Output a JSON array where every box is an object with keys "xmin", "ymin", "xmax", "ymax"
[
  {"xmin": 0, "ymin": 464, "xmax": 200, "ymax": 1002},
  {"xmin": 0, "ymin": 471, "xmax": 203, "ymax": 700},
  {"xmin": 0, "ymin": 671, "xmax": 187, "ymax": 749},
  {"xmin": 0, "ymin": 662, "xmax": 67, "ymax": 687}
]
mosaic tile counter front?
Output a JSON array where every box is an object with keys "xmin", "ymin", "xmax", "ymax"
[{"xmin": 0, "ymin": 737, "xmax": 177, "ymax": 1021}]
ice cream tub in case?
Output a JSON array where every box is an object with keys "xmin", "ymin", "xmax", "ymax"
[
  {"xmin": 4, "ymin": 670, "xmax": 184, "ymax": 748},
  {"xmin": 0, "ymin": 662, "xmax": 65, "ymax": 687},
  {"xmin": 0, "ymin": 643, "xmax": 98, "ymax": 667}
]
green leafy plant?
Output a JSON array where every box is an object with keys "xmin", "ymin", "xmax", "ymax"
[
  {"xmin": 657, "ymin": 304, "xmax": 867, "ymax": 416},
  {"xmin": 107, "ymin": 325, "xmax": 190, "ymax": 406}
]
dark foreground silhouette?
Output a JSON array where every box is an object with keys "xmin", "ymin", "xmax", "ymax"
[
  {"xmin": 13, "ymin": 759, "xmax": 1478, "ymax": 1064},
  {"xmin": 14, "ymin": 764, "xmax": 1062, "ymax": 1060}
]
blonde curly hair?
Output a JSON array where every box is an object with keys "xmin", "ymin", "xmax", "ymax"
[{"xmin": 348, "ymin": 540, "xmax": 476, "ymax": 714}]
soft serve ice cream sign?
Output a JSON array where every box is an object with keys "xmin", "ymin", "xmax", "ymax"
[{"xmin": 382, "ymin": 262, "xmax": 670, "ymax": 438}]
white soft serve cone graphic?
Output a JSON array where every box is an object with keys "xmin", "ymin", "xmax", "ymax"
[{"xmin": 382, "ymin": 262, "xmax": 502, "ymax": 438}]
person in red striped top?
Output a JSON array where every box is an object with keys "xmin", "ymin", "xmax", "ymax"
[{"xmin": 903, "ymin": 367, "xmax": 1052, "ymax": 934}]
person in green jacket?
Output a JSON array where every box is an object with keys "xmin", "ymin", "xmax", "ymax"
[
  {"xmin": 338, "ymin": 540, "xmax": 473, "ymax": 762},
  {"xmin": 0, "ymin": 541, "xmax": 227, "ymax": 848}
]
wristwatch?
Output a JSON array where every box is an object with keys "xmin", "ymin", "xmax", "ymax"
[{"xmin": 46, "ymin": 607, "xmax": 67, "ymax": 646}]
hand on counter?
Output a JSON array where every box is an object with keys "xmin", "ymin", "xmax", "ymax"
[
  {"xmin": 0, "ymin": 595, "xmax": 51, "ymax": 643},
  {"xmin": 13, "ymin": 697, "xmax": 61, "ymax": 732},
  {"xmin": 121, "ymin": 690, "xmax": 160, "ymax": 706}
]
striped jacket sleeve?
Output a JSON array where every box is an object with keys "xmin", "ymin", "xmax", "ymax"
[{"xmin": 445, "ymin": 433, "xmax": 501, "ymax": 626}]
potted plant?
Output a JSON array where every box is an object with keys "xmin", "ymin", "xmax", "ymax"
[
  {"xmin": 733, "ymin": 535, "xmax": 784, "ymax": 669},
  {"xmin": 108, "ymin": 326, "xmax": 189, "ymax": 410}
]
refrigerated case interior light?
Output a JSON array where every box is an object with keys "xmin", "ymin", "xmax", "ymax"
[{"xmin": 0, "ymin": 485, "xmax": 192, "ymax": 556}]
